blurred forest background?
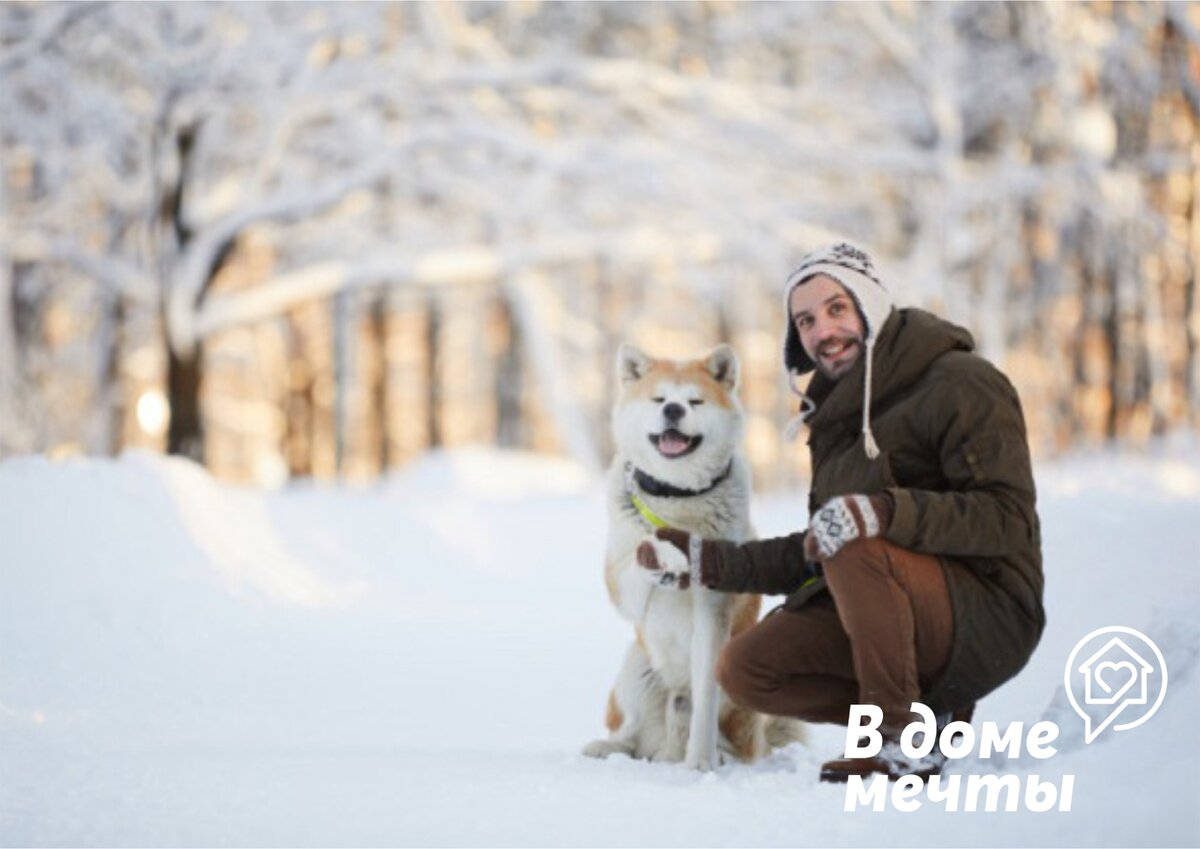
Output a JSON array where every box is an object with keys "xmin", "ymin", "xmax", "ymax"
[{"xmin": 1, "ymin": 1, "xmax": 1198, "ymax": 490}]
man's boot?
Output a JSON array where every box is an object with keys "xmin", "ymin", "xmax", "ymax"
[
  {"xmin": 818, "ymin": 739, "xmax": 946, "ymax": 783},
  {"xmin": 819, "ymin": 702, "xmax": 976, "ymax": 784}
]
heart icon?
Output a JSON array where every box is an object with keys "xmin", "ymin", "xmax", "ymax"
[{"xmin": 1092, "ymin": 660, "xmax": 1138, "ymax": 704}]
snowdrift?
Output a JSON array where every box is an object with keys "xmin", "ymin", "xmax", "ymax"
[{"xmin": 1, "ymin": 443, "xmax": 1198, "ymax": 847}]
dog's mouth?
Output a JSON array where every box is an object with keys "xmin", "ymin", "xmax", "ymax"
[{"xmin": 649, "ymin": 429, "xmax": 703, "ymax": 459}]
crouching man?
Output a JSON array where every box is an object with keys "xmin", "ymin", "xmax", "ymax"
[{"xmin": 638, "ymin": 243, "xmax": 1045, "ymax": 782}]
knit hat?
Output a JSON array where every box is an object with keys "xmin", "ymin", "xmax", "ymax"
[{"xmin": 782, "ymin": 242, "xmax": 894, "ymax": 459}]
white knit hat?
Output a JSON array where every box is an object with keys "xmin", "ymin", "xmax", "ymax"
[{"xmin": 782, "ymin": 242, "xmax": 894, "ymax": 459}]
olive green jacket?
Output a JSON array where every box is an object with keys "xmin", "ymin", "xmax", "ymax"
[{"xmin": 712, "ymin": 308, "xmax": 1045, "ymax": 714}]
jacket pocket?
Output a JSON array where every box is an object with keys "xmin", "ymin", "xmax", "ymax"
[{"xmin": 958, "ymin": 431, "xmax": 1023, "ymax": 486}]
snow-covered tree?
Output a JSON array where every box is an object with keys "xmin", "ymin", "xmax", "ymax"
[{"xmin": 2, "ymin": 2, "xmax": 1196, "ymax": 482}]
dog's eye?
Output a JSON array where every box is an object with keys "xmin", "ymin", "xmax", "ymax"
[
  {"xmin": 688, "ymin": 400, "xmax": 704, "ymax": 407},
  {"xmin": 651, "ymin": 397, "xmax": 665, "ymax": 403}
]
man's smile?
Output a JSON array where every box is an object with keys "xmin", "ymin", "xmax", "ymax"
[{"xmin": 819, "ymin": 338, "xmax": 860, "ymax": 369}]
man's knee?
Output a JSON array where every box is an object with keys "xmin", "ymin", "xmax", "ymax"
[
  {"xmin": 823, "ymin": 537, "xmax": 894, "ymax": 593},
  {"xmin": 830, "ymin": 536, "xmax": 892, "ymax": 568},
  {"xmin": 827, "ymin": 537, "xmax": 947, "ymax": 602}
]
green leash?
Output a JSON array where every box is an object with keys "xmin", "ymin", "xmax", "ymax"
[{"xmin": 629, "ymin": 489, "xmax": 669, "ymax": 529}]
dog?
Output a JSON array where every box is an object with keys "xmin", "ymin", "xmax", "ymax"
[{"xmin": 582, "ymin": 343, "xmax": 805, "ymax": 770}]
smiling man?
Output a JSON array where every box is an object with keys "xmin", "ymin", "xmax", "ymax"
[{"xmin": 638, "ymin": 242, "xmax": 1046, "ymax": 782}]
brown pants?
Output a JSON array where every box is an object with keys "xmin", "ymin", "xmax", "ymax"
[{"xmin": 716, "ymin": 537, "xmax": 953, "ymax": 730}]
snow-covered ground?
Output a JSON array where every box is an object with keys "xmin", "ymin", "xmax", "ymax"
[{"xmin": 1, "ymin": 441, "xmax": 1198, "ymax": 847}]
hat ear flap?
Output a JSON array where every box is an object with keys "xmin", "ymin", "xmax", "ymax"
[
  {"xmin": 704, "ymin": 344, "xmax": 739, "ymax": 390},
  {"xmin": 783, "ymin": 323, "xmax": 814, "ymax": 375}
]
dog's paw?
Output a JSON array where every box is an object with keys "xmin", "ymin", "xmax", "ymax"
[
  {"xmin": 649, "ymin": 746, "xmax": 683, "ymax": 764},
  {"xmin": 636, "ymin": 538, "xmax": 693, "ymax": 590},
  {"xmin": 716, "ymin": 735, "xmax": 739, "ymax": 765},
  {"xmin": 582, "ymin": 738, "xmax": 635, "ymax": 760},
  {"xmin": 684, "ymin": 748, "xmax": 720, "ymax": 772}
]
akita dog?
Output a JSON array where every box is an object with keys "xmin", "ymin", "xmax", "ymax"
[{"xmin": 583, "ymin": 343, "xmax": 804, "ymax": 770}]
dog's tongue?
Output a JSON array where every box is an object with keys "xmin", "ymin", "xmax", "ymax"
[{"xmin": 659, "ymin": 431, "xmax": 690, "ymax": 456}]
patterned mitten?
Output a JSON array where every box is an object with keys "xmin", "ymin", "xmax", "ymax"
[{"xmin": 804, "ymin": 493, "xmax": 894, "ymax": 561}]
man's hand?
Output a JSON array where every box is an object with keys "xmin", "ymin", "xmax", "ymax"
[
  {"xmin": 635, "ymin": 527, "xmax": 721, "ymax": 590},
  {"xmin": 804, "ymin": 493, "xmax": 894, "ymax": 561}
]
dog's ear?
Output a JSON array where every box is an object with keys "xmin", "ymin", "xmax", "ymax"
[
  {"xmin": 617, "ymin": 344, "xmax": 650, "ymax": 384},
  {"xmin": 704, "ymin": 344, "xmax": 739, "ymax": 390}
]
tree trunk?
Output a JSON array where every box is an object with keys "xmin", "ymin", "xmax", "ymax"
[
  {"xmin": 427, "ymin": 291, "xmax": 442, "ymax": 449},
  {"xmin": 166, "ymin": 346, "xmax": 203, "ymax": 460},
  {"xmin": 333, "ymin": 289, "xmax": 350, "ymax": 476},
  {"xmin": 0, "ymin": 256, "xmax": 29, "ymax": 454},
  {"xmin": 94, "ymin": 291, "xmax": 123, "ymax": 455},
  {"xmin": 495, "ymin": 291, "xmax": 522, "ymax": 448},
  {"xmin": 1189, "ymin": 143, "xmax": 1200, "ymax": 425},
  {"xmin": 370, "ymin": 295, "xmax": 390, "ymax": 470},
  {"xmin": 160, "ymin": 112, "xmax": 205, "ymax": 460}
]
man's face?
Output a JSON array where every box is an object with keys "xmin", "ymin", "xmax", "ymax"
[{"xmin": 789, "ymin": 274, "xmax": 866, "ymax": 380}]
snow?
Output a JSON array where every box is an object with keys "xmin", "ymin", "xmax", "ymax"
[{"xmin": 1, "ymin": 442, "xmax": 1198, "ymax": 847}]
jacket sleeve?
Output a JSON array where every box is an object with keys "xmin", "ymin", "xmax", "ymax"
[
  {"xmin": 708, "ymin": 532, "xmax": 811, "ymax": 595},
  {"xmin": 884, "ymin": 362, "xmax": 1038, "ymax": 561}
]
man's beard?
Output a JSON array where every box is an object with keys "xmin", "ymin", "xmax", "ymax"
[{"xmin": 813, "ymin": 335, "xmax": 863, "ymax": 380}]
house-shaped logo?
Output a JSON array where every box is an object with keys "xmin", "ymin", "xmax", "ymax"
[
  {"xmin": 1078, "ymin": 637, "xmax": 1153, "ymax": 706},
  {"xmin": 1065, "ymin": 625, "xmax": 1167, "ymax": 745}
]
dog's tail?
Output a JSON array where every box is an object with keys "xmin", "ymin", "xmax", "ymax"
[{"xmin": 765, "ymin": 715, "xmax": 809, "ymax": 750}]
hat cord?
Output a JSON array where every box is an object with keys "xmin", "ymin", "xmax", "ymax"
[
  {"xmin": 862, "ymin": 338, "xmax": 881, "ymax": 460},
  {"xmin": 784, "ymin": 371, "xmax": 817, "ymax": 442}
]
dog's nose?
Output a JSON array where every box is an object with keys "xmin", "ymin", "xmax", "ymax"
[{"xmin": 662, "ymin": 402, "xmax": 686, "ymax": 422}]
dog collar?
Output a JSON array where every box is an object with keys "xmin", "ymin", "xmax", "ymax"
[{"xmin": 623, "ymin": 461, "xmax": 734, "ymax": 529}]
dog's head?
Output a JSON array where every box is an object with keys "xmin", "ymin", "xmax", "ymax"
[{"xmin": 612, "ymin": 343, "xmax": 744, "ymax": 488}]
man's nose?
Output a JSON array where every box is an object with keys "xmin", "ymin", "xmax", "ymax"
[
  {"xmin": 662, "ymin": 402, "xmax": 686, "ymax": 423},
  {"xmin": 813, "ymin": 315, "xmax": 839, "ymax": 341}
]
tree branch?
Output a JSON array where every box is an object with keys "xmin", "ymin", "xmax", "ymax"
[
  {"xmin": 165, "ymin": 156, "xmax": 392, "ymax": 357},
  {"xmin": 5, "ymin": 232, "xmax": 157, "ymax": 302},
  {"xmin": 0, "ymin": 2, "xmax": 107, "ymax": 74},
  {"xmin": 192, "ymin": 228, "xmax": 725, "ymax": 340},
  {"xmin": 1165, "ymin": 4, "xmax": 1200, "ymax": 117}
]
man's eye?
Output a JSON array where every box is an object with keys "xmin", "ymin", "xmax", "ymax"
[
  {"xmin": 830, "ymin": 301, "xmax": 844, "ymax": 315},
  {"xmin": 798, "ymin": 316, "xmax": 813, "ymax": 329}
]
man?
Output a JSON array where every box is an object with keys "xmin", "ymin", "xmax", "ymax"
[{"xmin": 638, "ymin": 242, "xmax": 1045, "ymax": 782}]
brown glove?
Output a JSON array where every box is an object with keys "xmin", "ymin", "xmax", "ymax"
[
  {"xmin": 635, "ymin": 527, "xmax": 722, "ymax": 590},
  {"xmin": 804, "ymin": 493, "xmax": 894, "ymax": 562}
]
